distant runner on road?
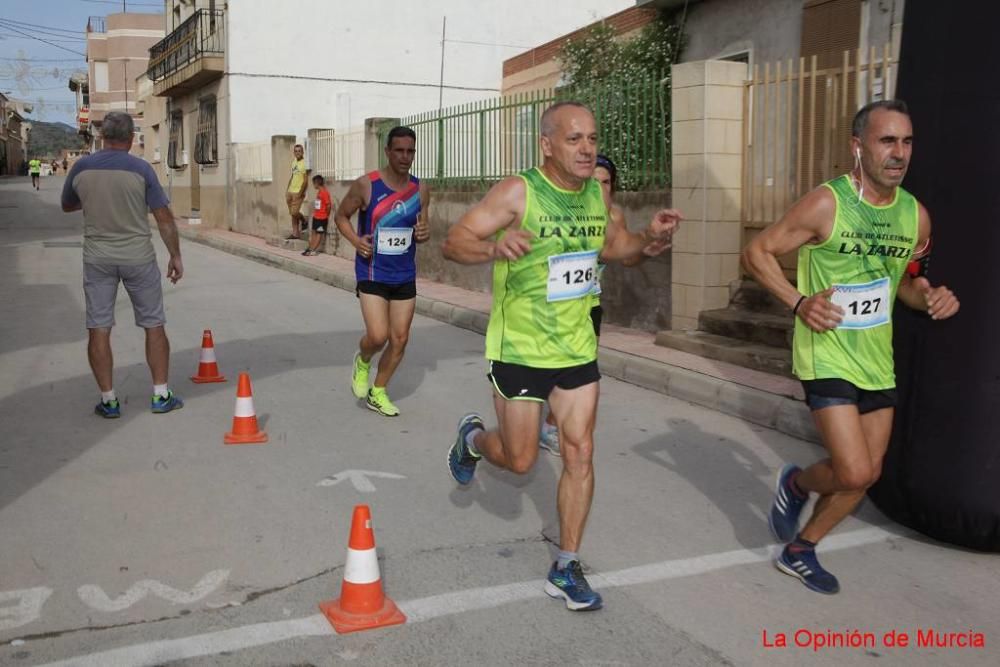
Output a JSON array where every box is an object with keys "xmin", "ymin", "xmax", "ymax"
[{"xmin": 29, "ymin": 158, "xmax": 41, "ymax": 190}]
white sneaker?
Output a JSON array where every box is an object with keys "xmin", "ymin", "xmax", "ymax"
[{"xmin": 539, "ymin": 423, "xmax": 561, "ymax": 456}]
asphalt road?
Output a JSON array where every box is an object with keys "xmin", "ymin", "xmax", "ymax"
[{"xmin": 1, "ymin": 175, "xmax": 997, "ymax": 666}]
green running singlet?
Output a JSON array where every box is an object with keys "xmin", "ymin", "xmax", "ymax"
[
  {"xmin": 485, "ymin": 168, "xmax": 607, "ymax": 368},
  {"xmin": 792, "ymin": 174, "xmax": 920, "ymax": 389}
]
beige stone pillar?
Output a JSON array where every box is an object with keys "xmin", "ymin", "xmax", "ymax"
[
  {"xmin": 669, "ymin": 60, "xmax": 747, "ymax": 330},
  {"xmin": 270, "ymin": 134, "xmax": 296, "ymax": 239}
]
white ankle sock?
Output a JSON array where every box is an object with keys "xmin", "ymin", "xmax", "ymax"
[
  {"xmin": 464, "ymin": 428, "xmax": 480, "ymax": 455},
  {"xmin": 101, "ymin": 390, "xmax": 116, "ymax": 403},
  {"xmin": 153, "ymin": 384, "xmax": 169, "ymax": 399}
]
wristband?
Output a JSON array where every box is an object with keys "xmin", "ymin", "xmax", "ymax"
[{"xmin": 792, "ymin": 295, "xmax": 806, "ymax": 315}]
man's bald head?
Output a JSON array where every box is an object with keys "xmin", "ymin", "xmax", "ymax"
[{"xmin": 540, "ymin": 101, "xmax": 593, "ymax": 137}]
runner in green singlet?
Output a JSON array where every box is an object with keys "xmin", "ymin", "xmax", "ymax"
[
  {"xmin": 742, "ymin": 99, "xmax": 960, "ymax": 594},
  {"xmin": 442, "ymin": 102, "xmax": 680, "ymax": 611},
  {"xmin": 538, "ymin": 154, "xmax": 670, "ymax": 455},
  {"xmin": 29, "ymin": 158, "xmax": 42, "ymax": 190}
]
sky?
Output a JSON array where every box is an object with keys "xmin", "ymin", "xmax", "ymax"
[{"xmin": 0, "ymin": 0, "xmax": 163, "ymax": 125}]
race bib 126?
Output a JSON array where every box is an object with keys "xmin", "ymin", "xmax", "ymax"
[
  {"xmin": 547, "ymin": 250, "xmax": 598, "ymax": 303},
  {"xmin": 376, "ymin": 227, "xmax": 413, "ymax": 255},
  {"xmin": 830, "ymin": 277, "xmax": 891, "ymax": 329}
]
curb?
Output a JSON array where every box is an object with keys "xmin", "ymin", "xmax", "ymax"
[{"xmin": 180, "ymin": 227, "xmax": 818, "ymax": 443}]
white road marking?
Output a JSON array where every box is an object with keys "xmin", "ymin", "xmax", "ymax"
[
  {"xmin": 76, "ymin": 570, "xmax": 230, "ymax": 613},
  {"xmin": 0, "ymin": 588, "xmax": 52, "ymax": 632},
  {"xmin": 34, "ymin": 526, "xmax": 904, "ymax": 667},
  {"xmin": 316, "ymin": 470, "xmax": 406, "ymax": 493}
]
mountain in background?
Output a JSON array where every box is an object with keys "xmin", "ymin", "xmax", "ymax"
[{"xmin": 27, "ymin": 120, "xmax": 88, "ymax": 159}]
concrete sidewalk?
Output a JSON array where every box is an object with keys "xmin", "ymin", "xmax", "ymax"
[{"xmin": 177, "ymin": 223, "xmax": 818, "ymax": 443}]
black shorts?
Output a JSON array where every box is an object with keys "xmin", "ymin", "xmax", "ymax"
[
  {"xmin": 488, "ymin": 359, "xmax": 600, "ymax": 402},
  {"xmin": 356, "ymin": 280, "xmax": 416, "ymax": 301},
  {"xmin": 311, "ymin": 218, "xmax": 329, "ymax": 233},
  {"xmin": 801, "ymin": 378, "xmax": 897, "ymax": 414},
  {"xmin": 590, "ymin": 304, "xmax": 603, "ymax": 338}
]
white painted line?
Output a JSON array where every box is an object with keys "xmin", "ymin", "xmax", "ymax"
[
  {"xmin": 36, "ymin": 526, "xmax": 905, "ymax": 667},
  {"xmin": 316, "ymin": 470, "xmax": 407, "ymax": 493},
  {"xmin": 0, "ymin": 588, "xmax": 52, "ymax": 632},
  {"xmin": 35, "ymin": 616, "xmax": 332, "ymax": 667},
  {"xmin": 77, "ymin": 570, "xmax": 230, "ymax": 613}
]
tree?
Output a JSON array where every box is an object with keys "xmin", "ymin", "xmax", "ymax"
[{"xmin": 558, "ymin": 11, "xmax": 686, "ymax": 190}]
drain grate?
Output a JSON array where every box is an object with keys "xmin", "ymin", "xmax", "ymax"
[{"xmin": 42, "ymin": 241, "xmax": 84, "ymax": 248}]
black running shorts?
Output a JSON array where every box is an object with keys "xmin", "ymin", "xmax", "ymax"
[
  {"xmin": 488, "ymin": 359, "xmax": 600, "ymax": 402},
  {"xmin": 356, "ymin": 280, "xmax": 416, "ymax": 301}
]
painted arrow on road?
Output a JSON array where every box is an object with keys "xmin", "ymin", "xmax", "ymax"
[{"xmin": 316, "ymin": 470, "xmax": 406, "ymax": 493}]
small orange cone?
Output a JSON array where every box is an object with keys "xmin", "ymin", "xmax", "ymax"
[
  {"xmin": 191, "ymin": 330, "xmax": 226, "ymax": 383},
  {"xmin": 224, "ymin": 373, "xmax": 268, "ymax": 444},
  {"xmin": 319, "ymin": 505, "xmax": 406, "ymax": 634}
]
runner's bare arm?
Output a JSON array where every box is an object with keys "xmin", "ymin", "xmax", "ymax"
[
  {"xmin": 895, "ymin": 204, "xmax": 960, "ymax": 319},
  {"xmin": 152, "ymin": 206, "xmax": 183, "ymax": 283},
  {"xmin": 334, "ymin": 176, "xmax": 372, "ymax": 254},
  {"xmin": 300, "ymin": 168, "xmax": 311, "ymax": 197},
  {"xmin": 442, "ymin": 176, "xmax": 529, "ymax": 264},
  {"xmin": 414, "ymin": 182, "xmax": 431, "ymax": 243},
  {"xmin": 742, "ymin": 187, "xmax": 843, "ymax": 332},
  {"xmin": 600, "ymin": 207, "xmax": 681, "ymax": 262},
  {"xmin": 615, "ymin": 207, "xmax": 646, "ymax": 268}
]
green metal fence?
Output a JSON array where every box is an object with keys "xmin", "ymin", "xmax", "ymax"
[{"xmin": 379, "ymin": 73, "xmax": 670, "ymax": 191}]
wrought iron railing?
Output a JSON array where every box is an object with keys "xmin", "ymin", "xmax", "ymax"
[
  {"xmin": 380, "ymin": 72, "xmax": 671, "ymax": 191},
  {"xmin": 147, "ymin": 9, "xmax": 225, "ymax": 83}
]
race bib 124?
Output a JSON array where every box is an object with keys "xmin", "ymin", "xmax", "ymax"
[{"xmin": 376, "ymin": 227, "xmax": 413, "ymax": 255}]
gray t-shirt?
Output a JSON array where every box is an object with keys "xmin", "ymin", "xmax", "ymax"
[{"xmin": 61, "ymin": 149, "xmax": 170, "ymax": 265}]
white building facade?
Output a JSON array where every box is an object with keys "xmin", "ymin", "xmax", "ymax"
[{"xmin": 145, "ymin": 0, "xmax": 633, "ymax": 228}]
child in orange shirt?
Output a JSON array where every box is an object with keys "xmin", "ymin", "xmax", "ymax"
[{"xmin": 303, "ymin": 174, "xmax": 333, "ymax": 256}]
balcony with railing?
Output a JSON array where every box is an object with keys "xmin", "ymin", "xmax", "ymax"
[
  {"xmin": 87, "ymin": 16, "xmax": 106, "ymax": 34},
  {"xmin": 147, "ymin": 9, "xmax": 225, "ymax": 98}
]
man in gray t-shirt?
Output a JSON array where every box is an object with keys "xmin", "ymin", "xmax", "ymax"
[{"xmin": 61, "ymin": 111, "xmax": 185, "ymax": 418}]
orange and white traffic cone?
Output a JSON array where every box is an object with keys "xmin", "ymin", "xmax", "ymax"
[
  {"xmin": 224, "ymin": 372, "xmax": 268, "ymax": 444},
  {"xmin": 319, "ymin": 504, "xmax": 406, "ymax": 634},
  {"xmin": 191, "ymin": 329, "xmax": 226, "ymax": 383}
]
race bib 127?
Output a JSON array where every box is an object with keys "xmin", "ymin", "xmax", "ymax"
[{"xmin": 830, "ymin": 277, "xmax": 891, "ymax": 329}]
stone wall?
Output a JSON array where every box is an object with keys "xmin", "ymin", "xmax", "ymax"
[
  {"xmin": 322, "ymin": 185, "xmax": 673, "ymax": 333},
  {"xmin": 228, "ymin": 127, "xmax": 675, "ymax": 333}
]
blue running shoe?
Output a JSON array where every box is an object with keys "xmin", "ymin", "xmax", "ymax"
[
  {"xmin": 538, "ymin": 422, "xmax": 561, "ymax": 457},
  {"xmin": 775, "ymin": 544, "xmax": 840, "ymax": 594},
  {"xmin": 447, "ymin": 413, "xmax": 484, "ymax": 485},
  {"xmin": 545, "ymin": 560, "xmax": 603, "ymax": 611},
  {"xmin": 94, "ymin": 399, "xmax": 121, "ymax": 419},
  {"xmin": 151, "ymin": 391, "xmax": 184, "ymax": 414},
  {"xmin": 769, "ymin": 464, "xmax": 807, "ymax": 543}
]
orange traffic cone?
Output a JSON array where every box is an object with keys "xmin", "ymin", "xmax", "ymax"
[
  {"xmin": 224, "ymin": 373, "xmax": 268, "ymax": 444},
  {"xmin": 319, "ymin": 505, "xmax": 406, "ymax": 634},
  {"xmin": 191, "ymin": 329, "xmax": 226, "ymax": 383}
]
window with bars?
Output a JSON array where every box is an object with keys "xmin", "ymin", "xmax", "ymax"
[
  {"xmin": 167, "ymin": 111, "xmax": 184, "ymax": 169},
  {"xmin": 194, "ymin": 96, "xmax": 218, "ymax": 165}
]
